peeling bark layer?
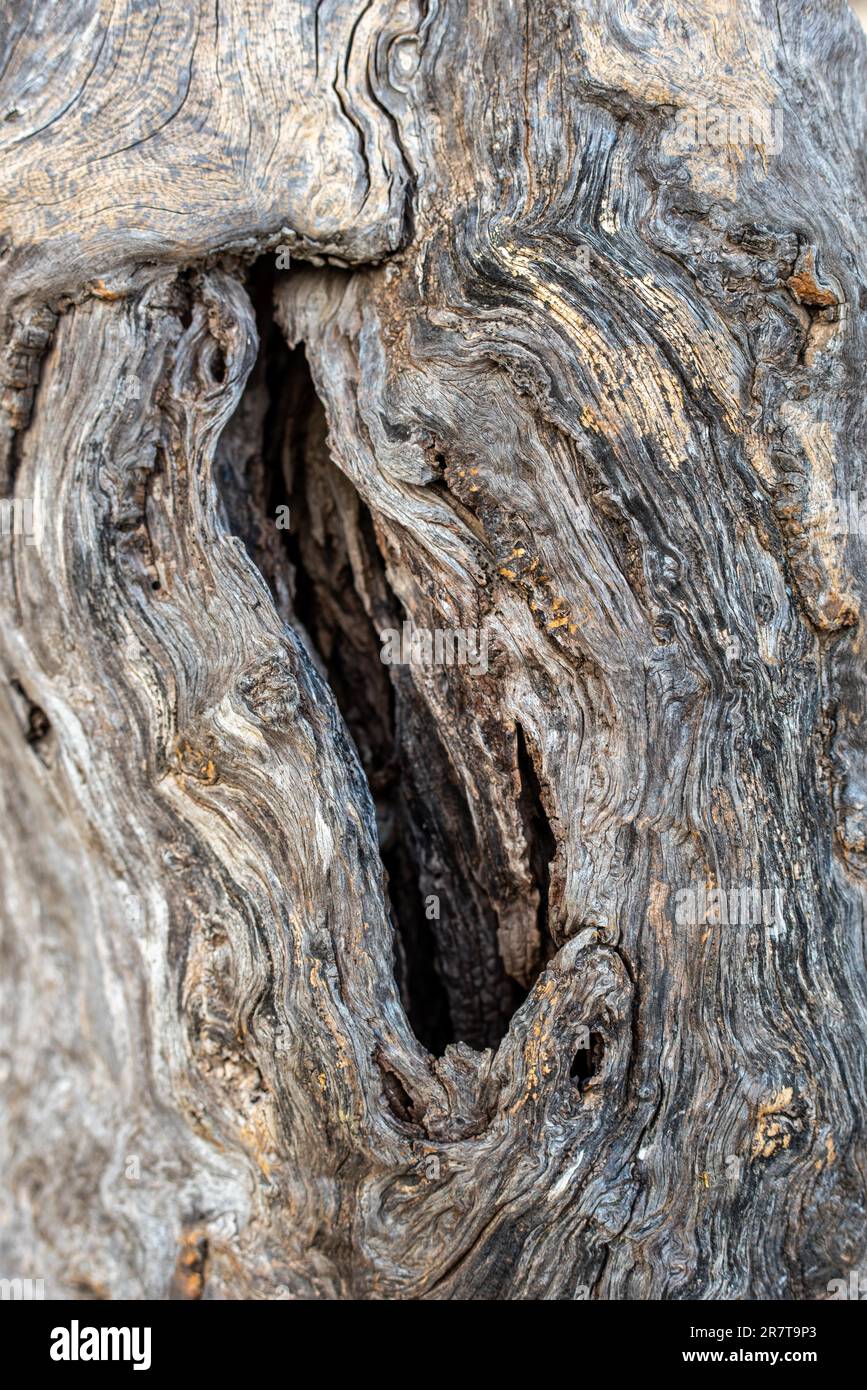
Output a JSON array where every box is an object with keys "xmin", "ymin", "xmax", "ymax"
[{"xmin": 1, "ymin": 1, "xmax": 866, "ymax": 1300}]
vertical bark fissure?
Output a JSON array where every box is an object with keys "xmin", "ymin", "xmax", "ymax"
[
  {"xmin": 514, "ymin": 721, "xmax": 557, "ymax": 978},
  {"xmin": 214, "ymin": 262, "xmax": 565, "ymax": 1057},
  {"xmin": 215, "ymin": 268, "xmax": 459, "ymax": 1053}
]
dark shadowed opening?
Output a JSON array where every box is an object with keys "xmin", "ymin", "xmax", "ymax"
[{"xmin": 215, "ymin": 257, "xmax": 563, "ymax": 1057}]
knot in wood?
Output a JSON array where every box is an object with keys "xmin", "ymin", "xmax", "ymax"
[{"xmin": 237, "ymin": 651, "xmax": 300, "ymax": 730}]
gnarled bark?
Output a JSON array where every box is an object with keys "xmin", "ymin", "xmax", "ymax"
[{"xmin": 1, "ymin": 0, "xmax": 866, "ymax": 1300}]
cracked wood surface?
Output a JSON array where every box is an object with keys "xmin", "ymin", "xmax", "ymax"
[{"xmin": 0, "ymin": 0, "xmax": 866, "ymax": 1299}]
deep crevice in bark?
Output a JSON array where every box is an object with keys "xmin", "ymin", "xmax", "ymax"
[
  {"xmin": 515, "ymin": 721, "xmax": 558, "ymax": 978},
  {"xmin": 217, "ymin": 262, "xmax": 546, "ymax": 1057},
  {"xmin": 275, "ymin": 354, "xmax": 455, "ymax": 1057},
  {"xmin": 219, "ymin": 262, "xmax": 455, "ymax": 1056}
]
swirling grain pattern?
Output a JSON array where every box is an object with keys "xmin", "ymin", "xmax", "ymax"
[{"xmin": 0, "ymin": 0, "xmax": 865, "ymax": 1299}]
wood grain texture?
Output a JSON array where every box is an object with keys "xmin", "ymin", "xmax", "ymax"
[{"xmin": 1, "ymin": 0, "xmax": 866, "ymax": 1300}]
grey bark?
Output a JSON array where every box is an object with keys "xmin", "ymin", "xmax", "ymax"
[{"xmin": 1, "ymin": 0, "xmax": 866, "ymax": 1300}]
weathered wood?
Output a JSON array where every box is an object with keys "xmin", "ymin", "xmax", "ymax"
[{"xmin": 1, "ymin": 0, "xmax": 866, "ymax": 1300}]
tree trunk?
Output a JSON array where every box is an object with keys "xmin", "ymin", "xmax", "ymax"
[{"xmin": 1, "ymin": 0, "xmax": 866, "ymax": 1301}]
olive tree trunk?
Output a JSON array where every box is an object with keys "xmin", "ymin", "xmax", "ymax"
[{"xmin": 1, "ymin": 0, "xmax": 866, "ymax": 1300}]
